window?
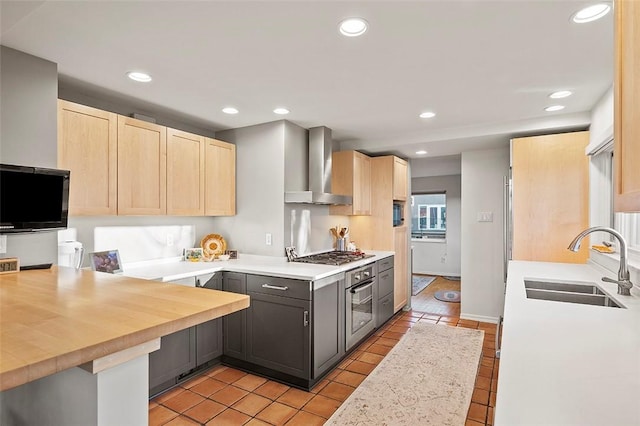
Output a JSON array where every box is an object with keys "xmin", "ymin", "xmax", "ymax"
[{"xmin": 411, "ymin": 193, "xmax": 446, "ymax": 238}]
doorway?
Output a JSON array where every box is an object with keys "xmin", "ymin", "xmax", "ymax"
[{"xmin": 411, "ymin": 275, "xmax": 460, "ymax": 317}]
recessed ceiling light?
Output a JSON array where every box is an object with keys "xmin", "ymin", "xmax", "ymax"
[
  {"xmin": 571, "ymin": 3, "xmax": 611, "ymax": 23},
  {"xmin": 549, "ymin": 90, "xmax": 573, "ymax": 99},
  {"xmin": 419, "ymin": 112, "xmax": 436, "ymax": 119},
  {"xmin": 416, "ymin": 150, "xmax": 428, "ymax": 155},
  {"xmin": 339, "ymin": 18, "xmax": 368, "ymax": 37},
  {"xmin": 127, "ymin": 71, "xmax": 152, "ymax": 82},
  {"xmin": 273, "ymin": 108, "xmax": 290, "ymax": 115},
  {"xmin": 222, "ymin": 107, "xmax": 239, "ymax": 114},
  {"xmin": 545, "ymin": 105, "xmax": 566, "ymax": 112}
]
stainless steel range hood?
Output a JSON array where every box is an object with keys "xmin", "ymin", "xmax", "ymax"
[{"xmin": 285, "ymin": 126, "xmax": 352, "ymax": 205}]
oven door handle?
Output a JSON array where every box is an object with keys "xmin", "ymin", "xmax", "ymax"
[{"xmin": 350, "ymin": 280, "xmax": 374, "ymax": 294}]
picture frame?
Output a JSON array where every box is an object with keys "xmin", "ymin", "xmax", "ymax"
[
  {"xmin": 226, "ymin": 249, "xmax": 238, "ymax": 259},
  {"xmin": 184, "ymin": 247, "xmax": 204, "ymax": 262},
  {"xmin": 89, "ymin": 249, "xmax": 123, "ymax": 274}
]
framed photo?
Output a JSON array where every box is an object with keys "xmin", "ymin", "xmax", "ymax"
[
  {"xmin": 184, "ymin": 247, "xmax": 204, "ymax": 262},
  {"xmin": 89, "ymin": 250, "xmax": 123, "ymax": 274},
  {"xmin": 226, "ymin": 249, "xmax": 238, "ymax": 259}
]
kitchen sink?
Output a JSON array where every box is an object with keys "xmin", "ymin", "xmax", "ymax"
[
  {"xmin": 524, "ymin": 280, "xmax": 605, "ymax": 295},
  {"xmin": 524, "ymin": 279, "xmax": 624, "ymax": 308}
]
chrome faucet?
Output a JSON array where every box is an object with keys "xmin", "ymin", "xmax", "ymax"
[{"xmin": 568, "ymin": 226, "xmax": 633, "ymax": 296}]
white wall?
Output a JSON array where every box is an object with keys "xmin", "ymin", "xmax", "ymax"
[
  {"xmin": 411, "ymin": 174, "xmax": 461, "ymax": 276},
  {"xmin": 460, "ymin": 147, "xmax": 510, "ymax": 323},
  {"xmin": 411, "ymin": 155, "xmax": 461, "ymax": 178},
  {"xmin": 586, "ymin": 85, "xmax": 613, "ymax": 155},
  {"xmin": 213, "ymin": 121, "xmax": 287, "ymax": 256},
  {"xmin": 1, "ymin": 46, "xmax": 59, "ymax": 266}
]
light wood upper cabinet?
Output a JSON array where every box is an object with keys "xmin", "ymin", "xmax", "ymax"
[
  {"xmin": 511, "ymin": 131, "xmax": 590, "ymax": 263},
  {"xmin": 614, "ymin": 0, "xmax": 640, "ymax": 212},
  {"xmin": 57, "ymin": 100, "xmax": 118, "ymax": 215},
  {"xmin": 205, "ymin": 138, "xmax": 236, "ymax": 216},
  {"xmin": 330, "ymin": 150, "xmax": 371, "ymax": 216},
  {"xmin": 167, "ymin": 128, "xmax": 205, "ymax": 216},
  {"xmin": 117, "ymin": 116, "xmax": 167, "ymax": 215},
  {"xmin": 392, "ymin": 157, "xmax": 408, "ymax": 201}
]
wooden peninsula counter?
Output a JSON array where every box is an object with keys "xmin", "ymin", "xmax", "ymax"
[{"xmin": 0, "ymin": 266, "xmax": 249, "ymax": 425}]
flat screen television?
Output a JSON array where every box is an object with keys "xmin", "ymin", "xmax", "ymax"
[{"xmin": 0, "ymin": 163, "xmax": 70, "ymax": 233}]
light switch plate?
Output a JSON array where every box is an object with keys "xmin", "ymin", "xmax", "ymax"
[
  {"xmin": 0, "ymin": 235, "xmax": 6, "ymax": 254},
  {"xmin": 477, "ymin": 212, "xmax": 494, "ymax": 222}
]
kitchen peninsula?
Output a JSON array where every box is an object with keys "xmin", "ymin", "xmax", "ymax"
[{"xmin": 0, "ymin": 266, "xmax": 249, "ymax": 425}]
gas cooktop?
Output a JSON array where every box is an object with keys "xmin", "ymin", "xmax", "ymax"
[{"xmin": 292, "ymin": 251, "xmax": 375, "ymax": 266}]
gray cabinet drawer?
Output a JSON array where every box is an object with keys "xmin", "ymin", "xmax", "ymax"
[
  {"xmin": 378, "ymin": 267, "xmax": 394, "ymax": 297},
  {"xmin": 377, "ymin": 293, "xmax": 394, "ymax": 328},
  {"xmin": 377, "ymin": 256, "xmax": 394, "ymax": 273},
  {"xmin": 247, "ymin": 275, "xmax": 311, "ymax": 300}
]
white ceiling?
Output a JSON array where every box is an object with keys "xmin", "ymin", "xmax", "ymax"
[{"xmin": 0, "ymin": 1, "xmax": 613, "ymax": 159}]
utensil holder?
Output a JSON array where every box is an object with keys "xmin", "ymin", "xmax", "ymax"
[{"xmin": 336, "ymin": 237, "xmax": 346, "ymax": 251}]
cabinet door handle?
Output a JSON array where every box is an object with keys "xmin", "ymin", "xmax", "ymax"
[
  {"xmin": 262, "ymin": 284, "xmax": 289, "ymax": 291},
  {"xmin": 303, "ymin": 310, "xmax": 309, "ymax": 327}
]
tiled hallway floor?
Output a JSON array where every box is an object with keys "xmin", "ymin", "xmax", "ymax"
[{"xmin": 150, "ymin": 281, "xmax": 499, "ymax": 425}]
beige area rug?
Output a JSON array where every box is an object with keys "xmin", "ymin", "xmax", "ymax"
[{"xmin": 326, "ymin": 322, "xmax": 484, "ymax": 426}]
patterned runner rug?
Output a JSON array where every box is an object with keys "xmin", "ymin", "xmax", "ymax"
[
  {"xmin": 326, "ymin": 321, "xmax": 484, "ymax": 425},
  {"xmin": 412, "ymin": 275, "xmax": 436, "ymax": 296}
]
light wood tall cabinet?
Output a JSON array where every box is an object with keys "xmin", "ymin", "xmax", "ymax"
[
  {"xmin": 57, "ymin": 100, "xmax": 237, "ymax": 217},
  {"xmin": 614, "ymin": 0, "xmax": 640, "ymax": 212},
  {"xmin": 393, "ymin": 225, "xmax": 409, "ymax": 311},
  {"xmin": 205, "ymin": 138, "xmax": 236, "ymax": 216},
  {"xmin": 350, "ymin": 155, "xmax": 410, "ymax": 313},
  {"xmin": 57, "ymin": 100, "xmax": 118, "ymax": 215},
  {"xmin": 167, "ymin": 129, "xmax": 205, "ymax": 216},
  {"xmin": 511, "ymin": 131, "xmax": 590, "ymax": 263},
  {"xmin": 117, "ymin": 116, "xmax": 167, "ymax": 215},
  {"xmin": 330, "ymin": 150, "xmax": 371, "ymax": 216}
]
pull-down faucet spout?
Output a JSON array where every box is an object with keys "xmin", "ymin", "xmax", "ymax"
[{"xmin": 568, "ymin": 226, "xmax": 633, "ymax": 296}]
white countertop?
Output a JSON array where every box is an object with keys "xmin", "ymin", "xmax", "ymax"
[
  {"xmin": 122, "ymin": 251, "xmax": 394, "ymax": 282},
  {"xmin": 495, "ymin": 260, "xmax": 640, "ymax": 426}
]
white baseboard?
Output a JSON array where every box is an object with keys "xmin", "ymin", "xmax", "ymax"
[
  {"xmin": 460, "ymin": 313, "xmax": 499, "ymax": 324},
  {"xmin": 413, "ymin": 270, "xmax": 461, "ymax": 277}
]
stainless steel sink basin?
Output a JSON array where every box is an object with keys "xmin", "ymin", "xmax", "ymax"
[
  {"xmin": 524, "ymin": 280, "xmax": 605, "ymax": 295},
  {"xmin": 524, "ymin": 279, "xmax": 624, "ymax": 308}
]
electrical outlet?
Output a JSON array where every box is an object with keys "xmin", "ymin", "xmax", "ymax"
[
  {"xmin": 166, "ymin": 234, "xmax": 174, "ymax": 247},
  {"xmin": 0, "ymin": 235, "xmax": 6, "ymax": 254},
  {"xmin": 265, "ymin": 233, "xmax": 272, "ymax": 246}
]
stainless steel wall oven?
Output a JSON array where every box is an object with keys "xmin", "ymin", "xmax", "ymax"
[{"xmin": 345, "ymin": 263, "xmax": 376, "ymax": 351}]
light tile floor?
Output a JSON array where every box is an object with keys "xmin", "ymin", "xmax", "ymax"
[{"xmin": 150, "ymin": 277, "xmax": 498, "ymax": 425}]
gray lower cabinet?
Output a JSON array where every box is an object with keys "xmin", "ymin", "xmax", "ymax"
[
  {"xmin": 196, "ymin": 273, "xmax": 223, "ymax": 365},
  {"xmin": 222, "ymin": 272, "xmax": 343, "ymax": 389},
  {"xmin": 222, "ymin": 271, "xmax": 247, "ymax": 360},
  {"xmin": 149, "ymin": 327, "xmax": 196, "ymax": 396},
  {"xmin": 246, "ymin": 292, "xmax": 311, "ymax": 379},
  {"xmin": 149, "ymin": 272, "xmax": 223, "ymax": 396},
  {"xmin": 313, "ymin": 277, "xmax": 344, "ymax": 379},
  {"xmin": 376, "ymin": 256, "xmax": 395, "ymax": 328}
]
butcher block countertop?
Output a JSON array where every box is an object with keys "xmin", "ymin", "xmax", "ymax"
[{"xmin": 0, "ymin": 266, "xmax": 249, "ymax": 391}]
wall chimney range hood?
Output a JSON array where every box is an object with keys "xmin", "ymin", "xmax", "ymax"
[{"xmin": 285, "ymin": 126, "xmax": 352, "ymax": 205}]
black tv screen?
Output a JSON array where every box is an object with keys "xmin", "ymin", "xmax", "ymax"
[{"xmin": 0, "ymin": 163, "xmax": 70, "ymax": 233}]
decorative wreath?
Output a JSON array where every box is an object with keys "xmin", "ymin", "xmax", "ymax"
[{"xmin": 200, "ymin": 233, "xmax": 227, "ymax": 260}]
